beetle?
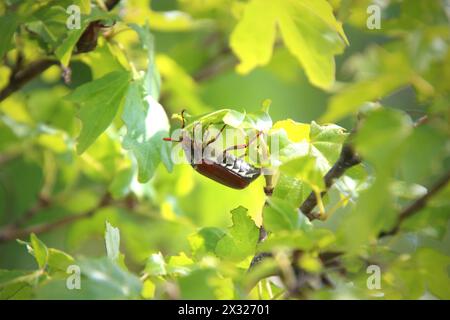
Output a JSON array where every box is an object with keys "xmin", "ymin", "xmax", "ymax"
[{"xmin": 163, "ymin": 110, "xmax": 262, "ymax": 189}]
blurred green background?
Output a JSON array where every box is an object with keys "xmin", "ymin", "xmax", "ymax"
[{"xmin": 0, "ymin": 0, "xmax": 447, "ymax": 294}]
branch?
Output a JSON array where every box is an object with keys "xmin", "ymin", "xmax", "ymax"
[
  {"xmin": 0, "ymin": 0, "xmax": 122, "ymax": 102},
  {"xmin": 299, "ymin": 143, "xmax": 361, "ymax": 220},
  {"xmin": 0, "ymin": 193, "xmax": 112, "ymax": 243},
  {"xmin": 379, "ymin": 170, "xmax": 450, "ymax": 237},
  {"xmin": 0, "ymin": 59, "xmax": 58, "ymax": 102},
  {"xmin": 14, "ymin": 195, "xmax": 51, "ymax": 227},
  {"xmin": 248, "ymin": 137, "xmax": 362, "ymax": 271},
  {"xmin": 193, "ymin": 49, "xmax": 236, "ymax": 82},
  {"xmin": 193, "ymin": 40, "xmax": 283, "ymax": 83},
  {"xmin": 249, "ymin": 174, "xmax": 274, "ymax": 269}
]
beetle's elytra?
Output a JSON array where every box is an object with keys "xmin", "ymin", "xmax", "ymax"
[
  {"xmin": 193, "ymin": 153, "xmax": 261, "ymax": 189},
  {"xmin": 163, "ymin": 111, "xmax": 261, "ymax": 189}
]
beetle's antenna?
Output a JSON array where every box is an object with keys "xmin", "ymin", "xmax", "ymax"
[{"xmin": 180, "ymin": 109, "xmax": 187, "ymax": 129}]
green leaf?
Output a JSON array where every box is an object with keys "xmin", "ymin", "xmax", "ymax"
[
  {"xmin": 0, "ymin": 13, "xmax": 18, "ymax": 58},
  {"xmin": 105, "ymin": 221, "xmax": 120, "ymax": 262},
  {"xmin": 415, "ymin": 248, "xmax": 450, "ymax": 299},
  {"xmin": 230, "ymin": 0, "xmax": 347, "ymax": 89},
  {"xmin": 18, "ymin": 235, "xmax": 74, "ymax": 272},
  {"xmin": 320, "ymin": 49, "xmax": 412, "ymax": 122},
  {"xmin": 67, "ymin": 70, "xmax": 131, "ymax": 154},
  {"xmin": 144, "ymin": 252, "xmax": 167, "ymax": 277},
  {"xmin": 309, "ymin": 122, "xmax": 348, "ymax": 161},
  {"xmin": 54, "ymin": 24, "xmax": 88, "ymax": 67},
  {"xmin": 167, "ymin": 252, "xmax": 194, "ymax": 276},
  {"xmin": 122, "ymin": 81, "xmax": 172, "ymax": 182},
  {"xmin": 260, "ymin": 229, "xmax": 335, "ymax": 252},
  {"xmin": 30, "ymin": 233, "xmax": 49, "ymax": 269},
  {"xmin": 272, "ymin": 173, "xmax": 311, "ymax": 207},
  {"xmin": 353, "ymin": 108, "xmax": 412, "ymax": 169},
  {"xmin": 183, "ymin": 109, "xmax": 246, "ymax": 130},
  {"xmin": 280, "ymin": 155, "xmax": 325, "ymax": 191},
  {"xmin": 108, "ymin": 165, "xmax": 134, "ymax": 198},
  {"xmin": 36, "ymin": 257, "xmax": 142, "ymax": 299},
  {"xmin": 321, "ymin": 78, "xmax": 411, "ymax": 123},
  {"xmin": 385, "ymin": 248, "xmax": 450, "ymax": 299},
  {"xmin": 401, "ymin": 186, "xmax": 450, "ymax": 239},
  {"xmin": 188, "ymin": 227, "xmax": 225, "ymax": 258},
  {"xmin": 258, "ymin": 231, "xmax": 314, "ymax": 252},
  {"xmin": 77, "ymin": 0, "xmax": 92, "ymax": 14},
  {"xmin": 272, "ymin": 119, "xmax": 310, "ymax": 143},
  {"xmin": 215, "ymin": 206, "xmax": 259, "ymax": 262},
  {"xmin": 156, "ymin": 54, "xmax": 209, "ymax": 114},
  {"xmin": 129, "ymin": 23, "xmax": 161, "ymax": 100},
  {"xmin": 0, "ymin": 159, "xmax": 43, "ymax": 220},
  {"xmin": 47, "ymin": 249, "xmax": 75, "ymax": 272},
  {"xmin": 263, "ymin": 197, "xmax": 308, "ymax": 233},
  {"xmin": 337, "ymin": 176, "xmax": 394, "ymax": 252},
  {"xmin": 0, "ymin": 270, "xmax": 42, "ymax": 288},
  {"xmin": 398, "ymin": 125, "xmax": 449, "ymax": 183},
  {"xmin": 178, "ymin": 269, "xmax": 216, "ymax": 299},
  {"xmin": 141, "ymin": 279, "xmax": 155, "ymax": 299},
  {"xmin": 273, "ymin": 120, "xmax": 347, "ymax": 172}
]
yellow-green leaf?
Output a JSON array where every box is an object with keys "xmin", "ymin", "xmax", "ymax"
[{"xmin": 230, "ymin": 0, "xmax": 347, "ymax": 89}]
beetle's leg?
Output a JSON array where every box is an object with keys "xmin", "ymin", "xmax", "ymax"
[
  {"xmin": 222, "ymin": 131, "xmax": 262, "ymax": 158},
  {"xmin": 180, "ymin": 109, "xmax": 187, "ymax": 129},
  {"xmin": 190, "ymin": 122, "xmax": 203, "ymax": 162},
  {"xmin": 163, "ymin": 137, "xmax": 183, "ymax": 142},
  {"xmin": 191, "ymin": 122, "xmax": 201, "ymax": 141},
  {"xmin": 205, "ymin": 124, "xmax": 226, "ymax": 147},
  {"xmin": 202, "ymin": 123, "xmax": 213, "ymax": 143}
]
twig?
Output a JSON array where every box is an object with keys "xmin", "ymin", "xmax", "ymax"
[
  {"xmin": 379, "ymin": 170, "xmax": 450, "ymax": 237},
  {"xmin": 14, "ymin": 195, "xmax": 51, "ymax": 227},
  {"xmin": 193, "ymin": 40, "xmax": 283, "ymax": 83},
  {"xmin": 0, "ymin": 193, "xmax": 112, "ymax": 243},
  {"xmin": 248, "ymin": 174, "xmax": 274, "ymax": 269},
  {"xmin": 193, "ymin": 50, "xmax": 236, "ymax": 82},
  {"xmin": 0, "ymin": 0, "xmax": 122, "ymax": 103},
  {"xmin": 299, "ymin": 143, "xmax": 361, "ymax": 220},
  {"xmin": 0, "ymin": 59, "xmax": 58, "ymax": 102}
]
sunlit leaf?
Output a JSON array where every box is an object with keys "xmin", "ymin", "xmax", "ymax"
[
  {"xmin": 230, "ymin": 0, "xmax": 347, "ymax": 88},
  {"xmin": 67, "ymin": 70, "xmax": 131, "ymax": 154},
  {"xmin": 105, "ymin": 221, "xmax": 120, "ymax": 262},
  {"xmin": 144, "ymin": 252, "xmax": 167, "ymax": 277},
  {"xmin": 263, "ymin": 197, "xmax": 302, "ymax": 232},
  {"xmin": 36, "ymin": 257, "xmax": 142, "ymax": 299},
  {"xmin": 121, "ymin": 81, "xmax": 173, "ymax": 182},
  {"xmin": 0, "ymin": 13, "xmax": 18, "ymax": 57},
  {"xmin": 30, "ymin": 233, "xmax": 49, "ymax": 269},
  {"xmin": 215, "ymin": 206, "xmax": 259, "ymax": 262}
]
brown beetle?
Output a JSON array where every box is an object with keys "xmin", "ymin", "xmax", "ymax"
[{"xmin": 163, "ymin": 111, "xmax": 261, "ymax": 189}]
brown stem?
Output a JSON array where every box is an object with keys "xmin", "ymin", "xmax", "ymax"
[
  {"xmin": 299, "ymin": 143, "xmax": 361, "ymax": 220},
  {"xmin": 14, "ymin": 195, "xmax": 51, "ymax": 227},
  {"xmin": 248, "ymin": 174, "xmax": 274, "ymax": 269},
  {"xmin": 193, "ymin": 53, "xmax": 236, "ymax": 82},
  {"xmin": 0, "ymin": 59, "xmax": 58, "ymax": 102},
  {"xmin": 379, "ymin": 170, "xmax": 450, "ymax": 237},
  {"xmin": 193, "ymin": 40, "xmax": 283, "ymax": 83},
  {"xmin": 0, "ymin": 193, "xmax": 112, "ymax": 243}
]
